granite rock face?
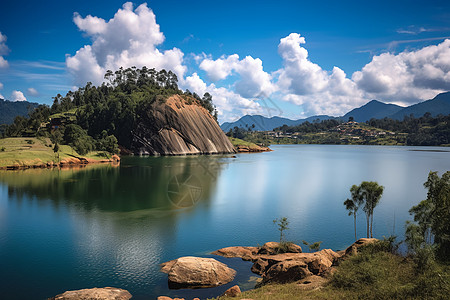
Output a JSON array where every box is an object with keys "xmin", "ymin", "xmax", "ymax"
[{"xmin": 132, "ymin": 96, "xmax": 235, "ymax": 155}]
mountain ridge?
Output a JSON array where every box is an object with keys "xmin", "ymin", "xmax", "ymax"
[
  {"xmin": 221, "ymin": 91, "xmax": 450, "ymax": 131},
  {"xmin": 0, "ymin": 99, "xmax": 40, "ymax": 125}
]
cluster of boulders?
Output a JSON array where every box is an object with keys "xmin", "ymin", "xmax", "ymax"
[{"xmin": 48, "ymin": 239, "xmax": 377, "ymax": 300}]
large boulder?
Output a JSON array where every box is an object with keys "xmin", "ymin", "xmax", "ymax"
[
  {"xmin": 50, "ymin": 287, "xmax": 132, "ymax": 300},
  {"xmin": 261, "ymin": 260, "xmax": 312, "ymax": 284},
  {"xmin": 160, "ymin": 256, "xmax": 236, "ymax": 288},
  {"xmin": 132, "ymin": 96, "xmax": 235, "ymax": 155}
]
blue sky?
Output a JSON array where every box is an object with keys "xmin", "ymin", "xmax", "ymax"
[{"xmin": 0, "ymin": 0, "xmax": 450, "ymax": 122}]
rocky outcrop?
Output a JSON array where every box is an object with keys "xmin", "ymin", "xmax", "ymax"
[
  {"xmin": 50, "ymin": 287, "xmax": 131, "ymax": 300},
  {"xmin": 213, "ymin": 242, "xmax": 341, "ymax": 285},
  {"xmin": 132, "ymin": 96, "xmax": 235, "ymax": 155},
  {"xmin": 213, "ymin": 239, "xmax": 379, "ymax": 286},
  {"xmin": 160, "ymin": 256, "xmax": 236, "ymax": 288}
]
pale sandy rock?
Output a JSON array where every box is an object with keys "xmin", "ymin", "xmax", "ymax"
[
  {"xmin": 50, "ymin": 287, "xmax": 131, "ymax": 300},
  {"xmin": 160, "ymin": 256, "xmax": 236, "ymax": 288}
]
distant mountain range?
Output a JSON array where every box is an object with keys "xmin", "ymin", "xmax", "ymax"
[
  {"xmin": 221, "ymin": 91, "xmax": 450, "ymax": 131},
  {"xmin": 0, "ymin": 99, "xmax": 40, "ymax": 125}
]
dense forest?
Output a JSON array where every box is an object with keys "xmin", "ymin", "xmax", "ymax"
[{"xmin": 1, "ymin": 67, "xmax": 217, "ymax": 154}]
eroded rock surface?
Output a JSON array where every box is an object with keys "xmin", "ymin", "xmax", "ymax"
[{"xmin": 132, "ymin": 96, "xmax": 235, "ymax": 155}]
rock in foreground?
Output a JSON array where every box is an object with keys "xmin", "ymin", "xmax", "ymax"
[
  {"xmin": 160, "ymin": 256, "xmax": 236, "ymax": 288},
  {"xmin": 50, "ymin": 287, "xmax": 131, "ymax": 300},
  {"xmin": 213, "ymin": 241, "xmax": 347, "ymax": 285}
]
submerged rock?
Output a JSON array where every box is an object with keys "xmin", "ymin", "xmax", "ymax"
[
  {"xmin": 160, "ymin": 256, "xmax": 236, "ymax": 288},
  {"xmin": 50, "ymin": 287, "xmax": 132, "ymax": 300},
  {"xmin": 131, "ymin": 95, "xmax": 235, "ymax": 155}
]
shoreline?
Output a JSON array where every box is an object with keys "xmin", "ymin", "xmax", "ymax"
[{"xmin": 0, "ymin": 154, "xmax": 120, "ymax": 170}]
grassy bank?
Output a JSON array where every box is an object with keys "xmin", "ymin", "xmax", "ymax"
[
  {"xmin": 215, "ymin": 241, "xmax": 450, "ymax": 300},
  {"xmin": 0, "ymin": 137, "xmax": 114, "ymax": 168},
  {"xmin": 228, "ymin": 137, "xmax": 271, "ymax": 152}
]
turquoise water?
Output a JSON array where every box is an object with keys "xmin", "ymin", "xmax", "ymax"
[{"xmin": 1, "ymin": 145, "xmax": 450, "ymax": 299}]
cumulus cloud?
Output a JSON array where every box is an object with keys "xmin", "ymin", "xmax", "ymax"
[
  {"xmin": 199, "ymin": 54, "xmax": 276, "ymax": 98},
  {"xmin": 275, "ymin": 33, "xmax": 365, "ymax": 115},
  {"xmin": 353, "ymin": 39, "xmax": 450, "ymax": 105},
  {"xmin": 0, "ymin": 32, "xmax": 9, "ymax": 68},
  {"xmin": 11, "ymin": 90, "xmax": 27, "ymax": 102},
  {"xmin": 184, "ymin": 72, "xmax": 261, "ymax": 120},
  {"xmin": 27, "ymin": 87, "xmax": 39, "ymax": 96},
  {"xmin": 66, "ymin": 2, "xmax": 186, "ymax": 86}
]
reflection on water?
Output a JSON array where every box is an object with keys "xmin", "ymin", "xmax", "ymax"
[
  {"xmin": 0, "ymin": 155, "xmax": 226, "ymax": 212},
  {"xmin": 1, "ymin": 146, "xmax": 450, "ymax": 299}
]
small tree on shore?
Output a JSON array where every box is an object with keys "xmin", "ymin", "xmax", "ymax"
[
  {"xmin": 360, "ymin": 181, "xmax": 384, "ymax": 238},
  {"xmin": 344, "ymin": 184, "xmax": 364, "ymax": 241},
  {"xmin": 273, "ymin": 217, "xmax": 289, "ymax": 243},
  {"xmin": 345, "ymin": 181, "xmax": 384, "ymax": 239}
]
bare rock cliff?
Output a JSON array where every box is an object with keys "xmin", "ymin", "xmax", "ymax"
[{"xmin": 131, "ymin": 95, "xmax": 235, "ymax": 155}]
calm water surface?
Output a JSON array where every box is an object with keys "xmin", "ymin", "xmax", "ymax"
[{"xmin": 1, "ymin": 145, "xmax": 450, "ymax": 299}]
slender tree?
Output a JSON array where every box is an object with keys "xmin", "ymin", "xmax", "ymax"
[
  {"xmin": 360, "ymin": 181, "xmax": 384, "ymax": 238},
  {"xmin": 344, "ymin": 184, "xmax": 364, "ymax": 241}
]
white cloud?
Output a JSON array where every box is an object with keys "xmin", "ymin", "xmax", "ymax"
[
  {"xmin": 11, "ymin": 90, "xmax": 27, "ymax": 102},
  {"xmin": 353, "ymin": 39, "xmax": 450, "ymax": 105},
  {"xmin": 275, "ymin": 33, "xmax": 365, "ymax": 116},
  {"xmin": 199, "ymin": 54, "xmax": 239, "ymax": 81},
  {"xmin": 27, "ymin": 87, "xmax": 39, "ymax": 96},
  {"xmin": 66, "ymin": 2, "xmax": 186, "ymax": 86},
  {"xmin": 0, "ymin": 32, "xmax": 9, "ymax": 68},
  {"xmin": 183, "ymin": 73, "xmax": 261, "ymax": 121},
  {"xmin": 276, "ymin": 33, "xmax": 329, "ymax": 95},
  {"xmin": 0, "ymin": 82, "xmax": 3, "ymax": 90},
  {"xmin": 199, "ymin": 54, "xmax": 276, "ymax": 99}
]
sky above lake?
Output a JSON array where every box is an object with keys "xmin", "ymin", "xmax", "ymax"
[{"xmin": 0, "ymin": 0, "xmax": 449, "ymax": 122}]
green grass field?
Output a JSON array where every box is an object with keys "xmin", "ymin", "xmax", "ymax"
[
  {"xmin": 229, "ymin": 137, "xmax": 267, "ymax": 150},
  {"xmin": 0, "ymin": 137, "xmax": 109, "ymax": 168}
]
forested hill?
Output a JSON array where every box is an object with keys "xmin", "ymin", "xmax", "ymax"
[
  {"xmin": 0, "ymin": 99, "xmax": 39, "ymax": 125},
  {"xmin": 2, "ymin": 67, "xmax": 232, "ymax": 155}
]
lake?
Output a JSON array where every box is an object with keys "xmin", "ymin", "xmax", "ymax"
[{"xmin": 1, "ymin": 145, "xmax": 450, "ymax": 299}]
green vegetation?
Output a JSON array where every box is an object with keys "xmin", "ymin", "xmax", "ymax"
[
  {"xmin": 216, "ymin": 238, "xmax": 450, "ymax": 300},
  {"xmin": 228, "ymin": 136, "xmax": 268, "ymax": 151},
  {"xmin": 230, "ymin": 113, "xmax": 450, "ymax": 146},
  {"xmin": 344, "ymin": 185, "xmax": 365, "ymax": 241},
  {"xmin": 344, "ymin": 181, "xmax": 384, "ymax": 239},
  {"xmin": 218, "ymin": 173, "xmax": 450, "ymax": 300},
  {"xmin": 301, "ymin": 240, "xmax": 322, "ymax": 252},
  {"xmin": 406, "ymin": 171, "xmax": 450, "ymax": 261},
  {"xmin": 273, "ymin": 217, "xmax": 290, "ymax": 244},
  {"xmin": 0, "ymin": 137, "xmax": 111, "ymax": 168},
  {"xmin": 1, "ymin": 67, "xmax": 218, "ymax": 157}
]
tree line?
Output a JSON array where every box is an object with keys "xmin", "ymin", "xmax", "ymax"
[{"xmin": 1, "ymin": 67, "xmax": 218, "ymax": 154}]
